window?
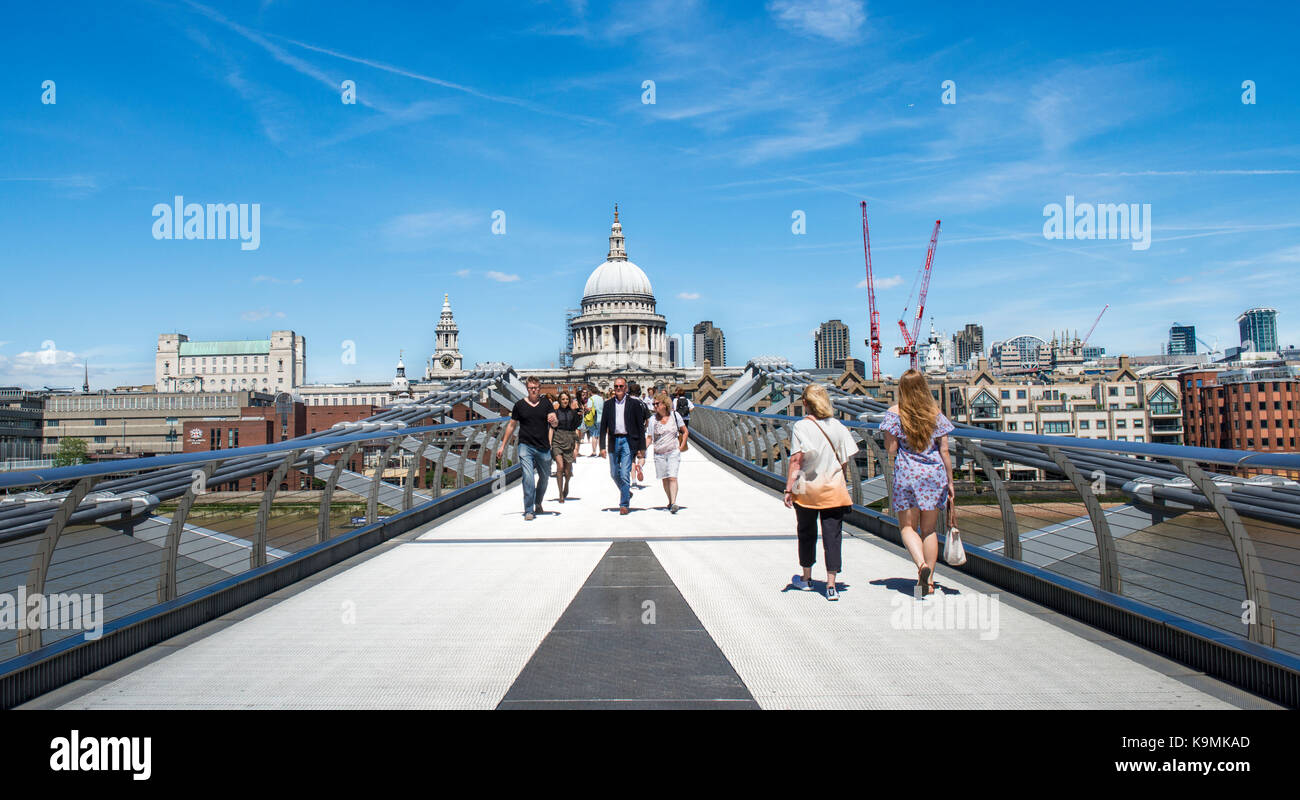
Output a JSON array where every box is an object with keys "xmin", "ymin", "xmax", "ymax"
[
  {"xmin": 1125, "ymin": 386, "xmax": 1136, "ymax": 396},
  {"xmin": 1133, "ymin": 419, "xmax": 1144, "ymax": 428},
  {"xmin": 1109, "ymin": 404, "xmax": 1118, "ymax": 410},
  {"xmin": 1246, "ymin": 419, "xmax": 1253, "ymax": 429},
  {"xmin": 1002, "ymin": 406, "xmax": 1011, "ymax": 414},
  {"xmin": 1017, "ymin": 405, "xmax": 1027, "ymax": 413},
  {"xmin": 1096, "ymin": 420, "xmax": 1107, "ymax": 429},
  {"xmin": 1024, "ymin": 422, "xmax": 1034, "ymax": 430},
  {"xmin": 46, "ymin": 419, "xmax": 59, "ymax": 427},
  {"xmin": 93, "ymin": 436, "xmax": 107, "ymax": 444},
  {"xmin": 1116, "ymin": 419, "xmax": 1127, "ymax": 428},
  {"xmin": 1116, "ymin": 435, "xmax": 1126, "ymax": 441},
  {"xmin": 1001, "ymin": 390, "xmax": 1010, "ymax": 399},
  {"xmin": 1006, "ymin": 422, "xmax": 1017, "ymax": 431},
  {"xmin": 1043, "ymin": 421, "xmax": 1071, "ymax": 434},
  {"xmin": 1108, "ymin": 387, "xmax": 1119, "ymax": 396},
  {"xmin": 93, "ymin": 418, "xmax": 107, "ymax": 426},
  {"xmin": 1134, "ymin": 436, "xmax": 1144, "ymax": 442},
  {"xmin": 1079, "ymin": 420, "xmax": 1090, "ymax": 430},
  {"xmin": 46, "ymin": 436, "xmax": 58, "ymax": 444},
  {"xmin": 1017, "ymin": 389, "xmax": 1027, "ymax": 399},
  {"xmin": 166, "ymin": 417, "xmax": 177, "ymax": 425}
]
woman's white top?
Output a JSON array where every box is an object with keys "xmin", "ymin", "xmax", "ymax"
[{"xmin": 790, "ymin": 416, "xmax": 858, "ymax": 483}]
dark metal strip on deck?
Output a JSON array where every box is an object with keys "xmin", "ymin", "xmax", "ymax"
[{"xmin": 498, "ymin": 540, "xmax": 759, "ymax": 709}]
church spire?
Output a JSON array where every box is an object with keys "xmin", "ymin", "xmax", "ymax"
[{"xmin": 607, "ymin": 204, "xmax": 627, "ymax": 261}]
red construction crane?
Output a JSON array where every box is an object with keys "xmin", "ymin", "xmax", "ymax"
[
  {"xmin": 895, "ymin": 220, "xmax": 941, "ymax": 369},
  {"xmin": 1083, "ymin": 303, "xmax": 1109, "ymax": 345},
  {"xmin": 860, "ymin": 201, "xmax": 882, "ymax": 380}
]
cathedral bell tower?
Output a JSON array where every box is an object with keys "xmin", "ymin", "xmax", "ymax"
[{"xmin": 426, "ymin": 293, "xmax": 464, "ymax": 379}]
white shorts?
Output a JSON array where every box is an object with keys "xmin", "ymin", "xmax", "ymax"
[{"xmin": 654, "ymin": 449, "xmax": 680, "ymax": 479}]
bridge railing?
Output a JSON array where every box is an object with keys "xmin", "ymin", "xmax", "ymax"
[
  {"xmin": 691, "ymin": 406, "xmax": 1300, "ymax": 657},
  {"xmin": 0, "ymin": 417, "xmax": 515, "ymax": 662}
]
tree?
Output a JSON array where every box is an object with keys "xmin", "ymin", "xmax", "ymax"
[{"xmin": 54, "ymin": 437, "xmax": 88, "ymax": 467}]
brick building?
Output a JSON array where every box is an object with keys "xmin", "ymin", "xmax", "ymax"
[{"xmin": 1181, "ymin": 366, "xmax": 1300, "ymax": 452}]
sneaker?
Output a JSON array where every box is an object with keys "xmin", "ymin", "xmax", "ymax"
[
  {"xmin": 524, "ymin": 512, "xmax": 535, "ymax": 521},
  {"xmin": 826, "ymin": 583, "xmax": 839, "ymax": 601},
  {"xmin": 670, "ymin": 504, "xmax": 679, "ymax": 514},
  {"xmin": 791, "ymin": 574, "xmax": 812, "ymax": 591}
]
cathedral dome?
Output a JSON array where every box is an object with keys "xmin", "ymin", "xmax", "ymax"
[
  {"xmin": 581, "ymin": 204, "xmax": 654, "ymax": 301},
  {"xmin": 583, "ymin": 259, "xmax": 653, "ymax": 299}
]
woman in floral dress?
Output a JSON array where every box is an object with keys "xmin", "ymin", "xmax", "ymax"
[{"xmin": 880, "ymin": 369, "xmax": 955, "ymax": 596}]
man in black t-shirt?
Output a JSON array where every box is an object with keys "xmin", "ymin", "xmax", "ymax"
[{"xmin": 496, "ymin": 377, "xmax": 557, "ymax": 519}]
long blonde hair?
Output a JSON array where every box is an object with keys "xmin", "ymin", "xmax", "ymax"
[
  {"xmin": 801, "ymin": 384, "xmax": 834, "ymax": 419},
  {"xmin": 898, "ymin": 369, "xmax": 938, "ymax": 447}
]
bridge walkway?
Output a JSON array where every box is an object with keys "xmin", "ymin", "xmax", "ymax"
[{"xmin": 21, "ymin": 445, "xmax": 1272, "ymax": 709}]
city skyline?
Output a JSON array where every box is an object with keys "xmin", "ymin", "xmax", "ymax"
[{"xmin": 2, "ymin": 0, "xmax": 1298, "ymax": 389}]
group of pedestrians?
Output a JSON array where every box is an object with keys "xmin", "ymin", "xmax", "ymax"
[
  {"xmin": 498, "ymin": 369, "xmax": 953, "ymax": 604},
  {"xmin": 784, "ymin": 369, "xmax": 954, "ymax": 601},
  {"xmin": 498, "ymin": 377, "xmax": 692, "ymax": 518}
]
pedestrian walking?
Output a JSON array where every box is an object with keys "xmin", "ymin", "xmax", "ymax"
[
  {"xmin": 599, "ymin": 377, "xmax": 649, "ymax": 514},
  {"xmin": 674, "ymin": 389, "xmax": 693, "ymax": 428},
  {"xmin": 552, "ymin": 390, "xmax": 582, "ymax": 502},
  {"xmin": 783, "ymin": 383, "xmax": 858, "ymax": 601},
  {"xmin": 583, "ymin": 388, "xmax": 602, "ymax": 456},
  {"xmin": 880, "ymin": 369, "xmax": 956, "ymax": 596},
  {"xmin": 626, "ymin": 381, "xmax": 647, "ymax": 485},
  {"xmin": 496, "ymin": 376, "xmax": 557, "ymax": 520},
  {"xmin": 646, "ymin": 391, "xmax": 689, "ymax": 513}
]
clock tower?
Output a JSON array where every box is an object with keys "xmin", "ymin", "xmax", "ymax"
[{"xmin": 426, "ymin": 293, "xmax": 464, "ymax": 379}]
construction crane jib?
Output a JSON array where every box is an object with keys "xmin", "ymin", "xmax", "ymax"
[{"xmin": 895, "ymin": 220, "xmax": 942, "ymax": 370}]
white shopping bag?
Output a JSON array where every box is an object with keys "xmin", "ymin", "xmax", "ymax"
[{"xmin": 944, "ymin": 526, "xmax": 967, "ymax": 566}]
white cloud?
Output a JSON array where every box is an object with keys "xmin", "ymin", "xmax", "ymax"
[
  {"xmin": 767, "ymin": 0, "xmax": 865, "ymax": 43},
  {"xmin": 0, "ymin": 347, "xmax": 82, "ymax": 378},
  {"xmin": 485, "ymin": 271, "xmax": 520, "ymax": 283},
  {"xmin": 857, "ymin": 274, "xmax": 903, "ymax": 289},
  {"xmin": 252, "ymin": 275, "xmax": 304, "ymax": 285},
  {"xmin": 456, "ymin": 269, "xmax": 472, "ymax": 277},
  {"xmin": 677, "ymin": 291, "xmax": 701, "ymax": 300},
  {"xmin": 242, "ymin": 309, "xmax": 271, "ymax": 321}
]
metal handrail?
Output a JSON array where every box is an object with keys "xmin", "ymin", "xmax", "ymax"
[
  {"xmin": 701, "ymin": 405, "xmax": 1300, "ymax": 472},
  {"xmin": 691, "ymin": 405, "xmax": 1299, "ymax": 653},
  {"xmin": 0, "ymin": 417, "xmax": 512, "ymax": 657}
]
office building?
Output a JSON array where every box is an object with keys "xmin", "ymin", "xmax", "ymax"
[
  {"xmin": 693, "ymin": 320, "xmax": 726, "ymax": 367},
  {"xmin": 814, "ymin": 320, "xmax": 851, "ymax": 369},
  {"xmin": 1181, "ymin": 365, "xmax": 1299, "ymax": 452},
  {"xmin": 1238, "ymin": 308, "xmax": 1279, "ymax": 354},
  {"xmin": 1169, "ymin": 325, "xmax": 1197, "ymax": 356},
  {"xmin": 156, "ymin": 330, "xmax": 306, "ymax": 393},
  {"xmin": 953, "ymin": 323, "xmax": 984, "ymax": 365}
]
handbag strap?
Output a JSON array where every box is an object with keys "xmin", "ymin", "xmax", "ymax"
[{"xmin": 807, "ymin": 417, "xmax": 848, "ymax": 477}]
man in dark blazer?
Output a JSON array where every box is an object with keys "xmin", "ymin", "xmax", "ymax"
[{"xmin": 599, "ymin": 377, "xmax": 649, "ymax": 514}]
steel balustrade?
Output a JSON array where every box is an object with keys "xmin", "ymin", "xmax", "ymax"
[
  {"xmin": 0, "ymin": 417, "xmax": 512, "ymax": 657},
  {"xmin": 690, "ymin": 404, "xmax": 1300, "ymax": 656}
]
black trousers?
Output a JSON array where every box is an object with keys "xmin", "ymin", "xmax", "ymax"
[{"xmin": 794, "ymin": 502, "xmax": 846, "ymax": 573}]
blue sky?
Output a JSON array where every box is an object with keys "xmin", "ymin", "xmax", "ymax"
[{"xmin": 1, "ymin": 0, "xmax": 1298, "ymax": 388}]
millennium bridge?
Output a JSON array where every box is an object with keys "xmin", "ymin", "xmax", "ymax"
[{"xmin": 2, "ymin": 360, "xmax": 1297, "ymax": 709}]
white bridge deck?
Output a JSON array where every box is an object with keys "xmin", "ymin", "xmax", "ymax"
[{"xmin": 24, "ymin": 445, "xmax": 1272, "ymax": 710}]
